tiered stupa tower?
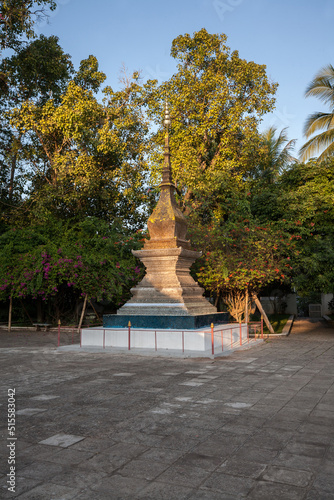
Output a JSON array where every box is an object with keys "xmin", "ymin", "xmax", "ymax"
[{"xmin": 114, "ymin": 102, "xmax": 217, "ymax": 323}]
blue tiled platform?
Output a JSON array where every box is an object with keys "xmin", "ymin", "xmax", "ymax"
[{"xmin": 103, "ymin": 312, "xmax": 229, "ymax": 330}]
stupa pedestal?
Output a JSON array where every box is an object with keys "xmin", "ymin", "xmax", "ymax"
[
  {"xmin": 104, "ymin": 247, "xmax": 228, "ymax": 329},
  {"xmin": 119, "ymin": 247, "xmax": 215, "ymax": 316}
]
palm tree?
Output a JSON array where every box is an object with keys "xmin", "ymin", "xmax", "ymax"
[
  {"xmin": 256, "ymin": 126, "xmax": 296, "ymax": 184},
  {"xmin": 300, "ymin": 64, "xmax": 334, "ymax": 161}
]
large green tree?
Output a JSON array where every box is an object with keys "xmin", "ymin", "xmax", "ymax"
[
  {"xmin": 250, "ymin": 157, "xmax": 334, "ymax": 296},
  {"xmin": 0, "ymin": 35, "xmax": 73, "ymax": 212},
  {"xmin": 6, "ymin": 59, "xmax": 151, "ymax": 228},
  {"xmin": 143, "ymin": 28, "xmax": 277, "ymax": 220},
  {"xmin": 274, "ymin": 159, "xmax": 334, "ymax": 294},
  {"xmin": 0, "ymin": 0, "xmax": 56, "ymax": 54},
  {"xmin": 300, "ymin": 64, "xmax": 334, "ymax": 161}
]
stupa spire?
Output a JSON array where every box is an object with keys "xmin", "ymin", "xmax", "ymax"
[
  {"xmin": 144, "ymin": 100, "xmax": 190, "ymax": 250},
  {"xmin": 161, "ymin": 100, "xmax": 173, "ymax": 186}
]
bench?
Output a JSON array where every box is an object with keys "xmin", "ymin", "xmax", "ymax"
[{"xmin": 33, "ymin": 323, "xmax": 52, "ymax": 331}]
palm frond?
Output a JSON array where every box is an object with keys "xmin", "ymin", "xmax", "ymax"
[
  {"xmin": 303, "ymin": 112, "xmax": 334, "ymax": 137},
  {"xmin": 259, "ymin": 126, "xmax": 296, "ymax": 181},
  {"xmin": 318, "ymin": 139, "xmax": 334, "ymax": 161},
  {"xmin": 299, "ymin": 128, "xmax": 334, "ymax": 161},
  {"xmin": 305, "ymin": 64, "xmax": 334, "ymax": 106}
]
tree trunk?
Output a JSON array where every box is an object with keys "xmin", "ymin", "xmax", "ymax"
[
  {"xmin": 8, "ymin": 152, "xmax": 17, "ymax": 202},
  {"xmin": 78, "ymin": 295, "xmax": 87, "ymax": 333},
  {"xmin": 37, "ymin": 298, "xmax": 43, "ymax": 323},
  {"xmin": 90, "ymin": 300, "xmax": 102, "ymax": 322},
  {"xmin": 252, "ymin": 293, "xmax": 274, "ymax": 334},
  {"xmin": 8, "ymin": 296, "xmax": 12, "ymax": 332},
  {"xmin": 214, "ymin": 291, "xmax": 220, "ymax": 310},
  {"xmin": 20, "ymin": 299, "xmax": 33, "ymax": 325},
  {"xmin": 245, "ymin": 289, "xmax": 249, "ymax": 323},
  {"xmin": 8, "ymin": 135, "xmax": 21, "ymax": 202}
]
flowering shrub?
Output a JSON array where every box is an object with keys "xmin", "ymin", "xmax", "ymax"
[
  {"xmin": 190, "ymin": 219, "xmax": 295, "ymax": 295},
  {"xmin": 0, "ymin": 218, "xmax": 145, "ymax": 310},
  {"xmin": 189, "ymin": 217, "xmax": 298, "ymax": 320}
]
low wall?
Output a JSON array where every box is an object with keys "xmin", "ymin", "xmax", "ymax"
[{"xmin": 81, "ymin": 323, "xmax": 250, "ymax": 354}]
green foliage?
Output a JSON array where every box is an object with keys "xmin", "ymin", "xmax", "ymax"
[
  {"xmin": 74, "ymin": 55, "xmax": 106, "ymax": 93},
  {"xmin": 189, "ymin": 216, "xmax": 295, "ymax": 298},
  {"xmin": 0, "ymin": 218, "xmax": 145, "ymax": 308},
  {"xmin": 250, "ymin": 157, "xmax": 334, "ymax": 295},
  {"xmin": 0, "ymin": 0, "xmax": 56, "ymax": 53},
  {"xmin": 0, "ymin": 34, "xmax": 73, "ymax": 104},
  {"xmin": 143, "ymin": 28, "xmax": 277, "ymax": 210},
  {"xmin": 251, "ymin": 126, "xmax": 296, "ymax": 185},
  {"xmin": 3, "ymin": 25, "xmax": 334, "ymax": 321},
  {"xmin": 0, "ymin": 34, "xmax": 74, "ymax": 219},
  {"xmin": 6, "ymin": 61, "xmax": 151, "ymax": 227},
  {"xmin": 262, "ymin": 314, "xmax": 290, "ymax": 334}
]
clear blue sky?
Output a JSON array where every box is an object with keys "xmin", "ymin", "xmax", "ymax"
[{"xmin": 38, "ymin": 0, "xmax": 334, "ymax": 154}]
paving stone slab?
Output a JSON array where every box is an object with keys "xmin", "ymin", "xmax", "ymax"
[
  {"xmin": 70, "ymin": 436, "xmax": 116, "ymax": 453},
  {"xmin": 31, "ymin": 394, "xmax": 60, "ymax": 401},
  {"xmin": 273, "ymin": 451, "xmax": 323, "ymax": 471},
  {"xmin": 38, "ymin": 433, "xmax": 85, "ymax": 448},
  {"xmin": 50, "ymin": 468, "xmax": 108, "ymax": 490},
  {"xmin": 42, "ymin": 448, "xmax": 95, "ymax": 466},
  {"xmin": 312, "ymin": 472, "xmax": 334, "ymax": 493},
  {"xmin": 189, "ymin": 490, "xmax": 238, "ymax": 500},
  {"xmin": 89, "ymin": 473, "xmax": 150, "ymax": 497},
  {"xmin": 262, "ymin": 465, "xmax": 313, "ymax": 487},
  {"xmin": 0, "ymin": 476, "xmax": 41, "ymax": 499},
  {"xmin": 244, "ymin": 432, "xmax": 292, "ymax": 451},
  {"xmin": 136, "ymin": 481, "xmax": 193, "ymax": 500},
  {"xmin": 156, "ymin": 463, "xmax": 211, "ymax": 488},
  {"xmin": 219, "ymin": 458, "xmax": 267, "ymax": 478},
  {"xmin": 305, "ymin": 489, "xmax": 334, "ymax": 499},
  {"xmin": 201, "ymin": 471, "xmax": 255, "ymax": 496},
  {"xmin": 13, "ymin": 483, "xmax": 80, "ymax": 499},
  {"xmin": 174, "ymin": 452, "xmax": 223, "ymax": 471},
  {"xmin": 16, "ymin": 408, "xmax": 47, "ymax": 416},
  {"xmin": 247, "ymin": 480, "xmax": 307, "ymax": 499},
  {"xmin": 232, "ymin": 445, "xmax": 279, "ymax": 464},
  {"xmin": 19, "ymin": 462, "xmax": 65, "ymax": 481},
  {"xmin": 117, "ymin": 457, "xmax": 170, "ymax": 480},
  {"xmin": 284, "ymin": 441, "xmax": 328, "ymax": 458}
]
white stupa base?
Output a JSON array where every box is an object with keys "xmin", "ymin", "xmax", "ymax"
[{"xmin": 78, "ymin": 323, "xmax": 262, "ymax": 357}]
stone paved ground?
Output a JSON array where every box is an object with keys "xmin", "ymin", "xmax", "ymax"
[{"xmin": 0, "ymin": 318, "xmax": 334, "ymax": 499}]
